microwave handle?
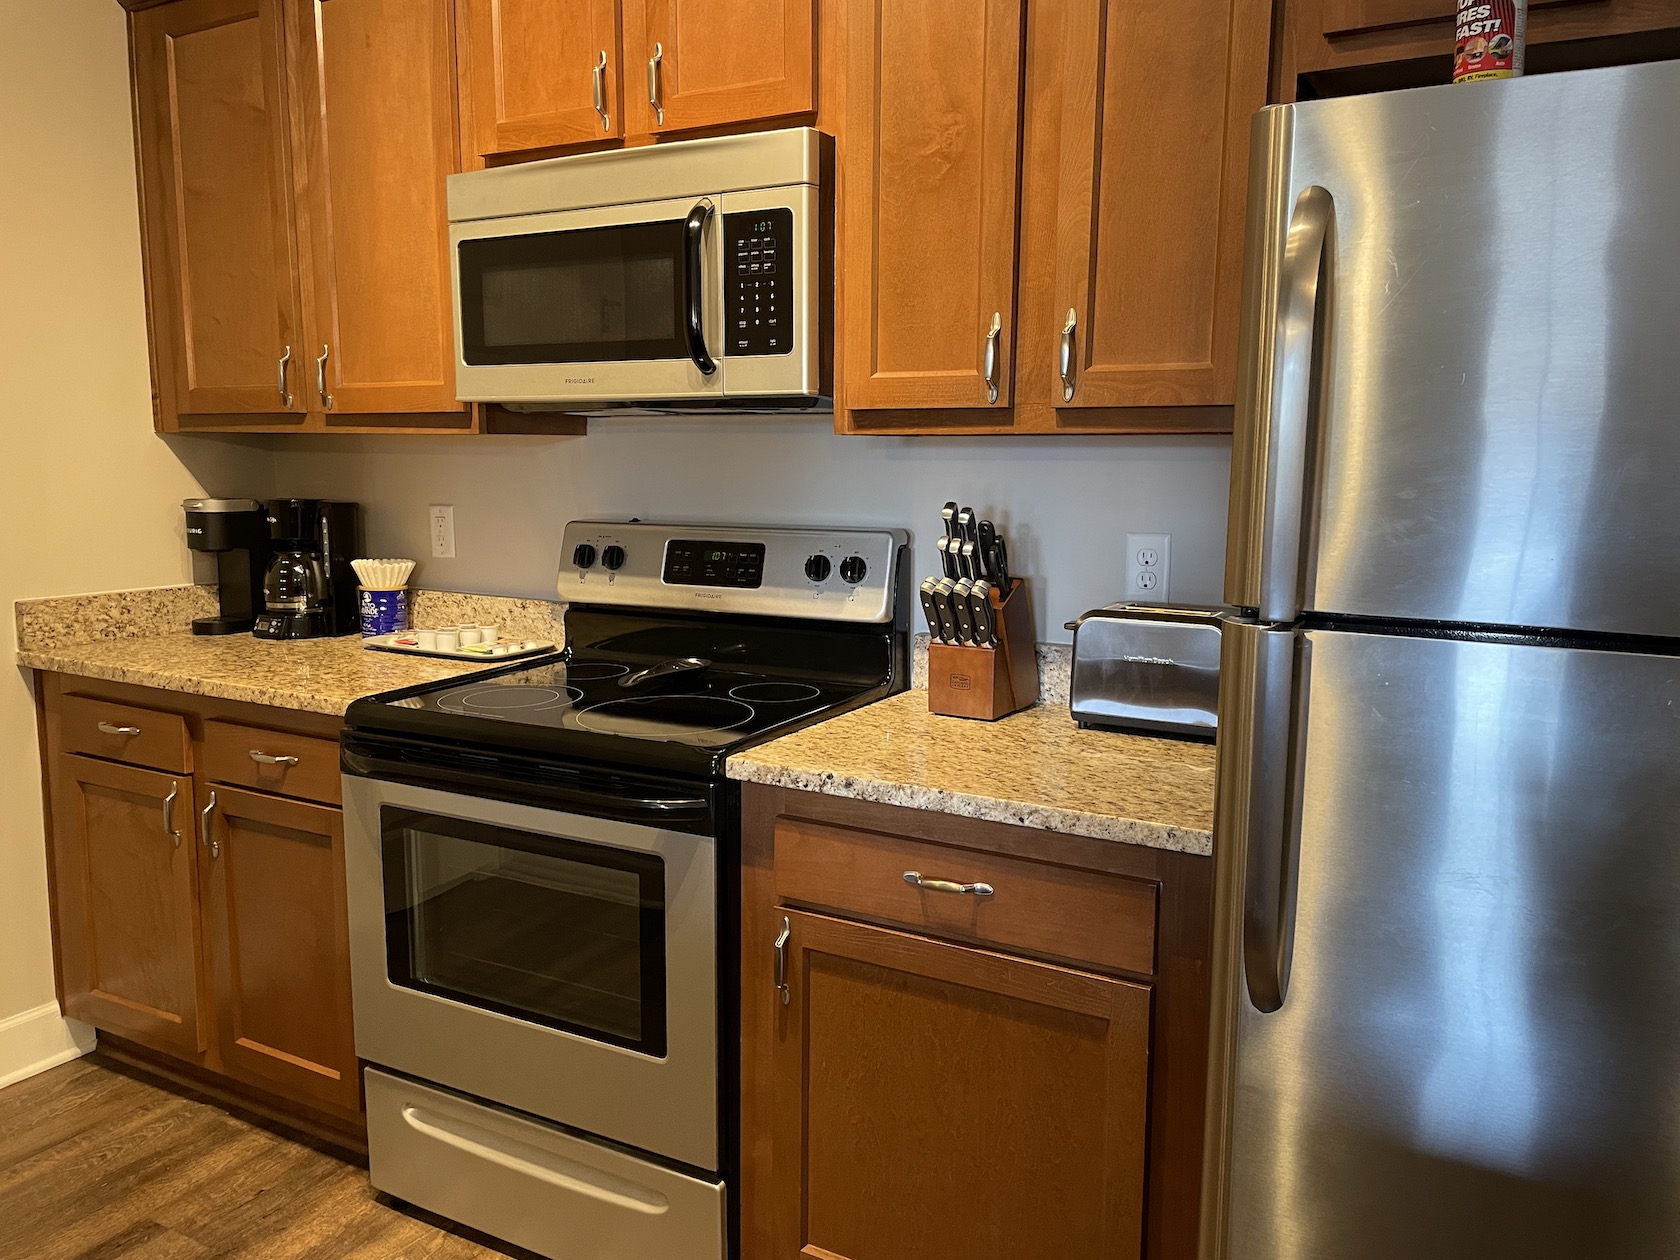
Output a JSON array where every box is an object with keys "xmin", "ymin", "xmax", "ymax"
[{"xmin": 683, "ymin": 200, "xmax": 718, "ymax": 377}]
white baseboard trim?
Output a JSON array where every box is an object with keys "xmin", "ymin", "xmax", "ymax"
[{"xmin": 0, "ymin": 1002, "xmax": 97, "ymax": 1090}]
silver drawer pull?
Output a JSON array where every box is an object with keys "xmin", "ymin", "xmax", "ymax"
[
  {"xmin": 97, "ymin": 721, "xmax": 141, "ymax": 736},
  {"xmin": 163, "ymin": 782, "xmax": 181, "ymax": 847},
  {"xmin": 773, "ymin": 917, "xmax": 791, "ymax": 1006},
  {"xmin": 200, "ymin": 790, "xmax": 219, "ymax": 859},
  {"xmin": 904, "ymin": 870, "xmax": 995, "ymax": 897},
  {"xmin": 249, "ymin": 750, "xmax": 299, "ymax": 767}
]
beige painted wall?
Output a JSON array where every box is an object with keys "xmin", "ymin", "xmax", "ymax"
[{"xmin": 0, "ymin": 1, "xmax": 270, "ymax": 1048}]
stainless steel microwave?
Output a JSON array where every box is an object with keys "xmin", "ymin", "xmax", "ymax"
[{"xmin": 447, "ymin": 127, "xmax": 832, "ymax": 414}]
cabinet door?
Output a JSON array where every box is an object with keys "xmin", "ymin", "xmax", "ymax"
[
  {"xmin": 199, "ymin": 785, "xmax": 359, "ymax": 1115},
  {"xmin": 131, "ymin": 0, "xmax": 305, "ymax": 422},
  {"xmin": 50, "ymin": 756, "xmax": 205, "ymax": 1058},
  {"xmin": 842, "ymin": 0, "xmax": 1024, "ymax": 411},
  {"xmin": 292, "ymin": 0, "xmax": 465, "ymax": 417},
  {"xmin": 461, "ymin": 0, "xmax": 625, "ymax": 156},
  {"xmin": 770, "ymin": 910, "xmax": 1151, "ymax": 1260},
  {"xmin": 626, "ymin": 0, "xmax": 814, "ymax": 135},
  {"xmin": 1047, "ymin": 0, "xmax": 1270, "ymax": 408}
]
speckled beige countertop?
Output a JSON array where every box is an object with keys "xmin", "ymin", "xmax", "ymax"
[
  {"xmin": 727, "ymin": 690, "xmax": 1216, "ymax": 856},
  {"xmin": 15, "ymin": 585, "xmax": 564, "ymax": 717}
]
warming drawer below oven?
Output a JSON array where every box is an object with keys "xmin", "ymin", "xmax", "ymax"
[{"xmin": 366, "ymin": 1069, "xmax": 726, "ymax": 1260}]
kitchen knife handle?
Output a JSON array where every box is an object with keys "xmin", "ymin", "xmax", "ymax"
[
  {"xmin": 592, "ymin": 50, "xmax": 610, "ymax": 132},
  {"xmin": 950, "ymin": 582, "xmax": 976, "ymax": 644},
  {"xmin": 1227, "ymin": 623, "xmax": 1311, "ymax": 1014},
  {"xmin": 904, "ymin": 871, "xmax": 995, "ymax": 898},
  {"xmin": 773, "ymin": 917, "xmax": 791, "ymax": 1006},
  {"xmin": 1256, "ymin": 185, "xmax": 1334, "ymax": 624},
  {"xmin": 983, "ymin": 312, "xmax": 1002, "ymax": 404},
  {"xmin": 1059, "ymin": 309, "xmax": 1077, "ymax": 401},
  {"xmin": 646, "ymin": 42, "xmax": 664, "ymax": 125},
  {"xmin": 682, "ymin": 201, "xmax": 718, "ymax": 376},
  {"xmin": 936, "ymin": 535, "xmax": 957, "ymax": 580},
  {"xmin": 919, "ymin": 584, "xmax": 943, "ymax": 640}
]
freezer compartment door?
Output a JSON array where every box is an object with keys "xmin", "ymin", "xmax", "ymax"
[
  {"xmin": 1207, "ymin": 625, "xmax": 1680, "ymax": 1260},
  {"xmin": 1225, "ymin": 59, "xmax": 1680, "ymax": 638}
]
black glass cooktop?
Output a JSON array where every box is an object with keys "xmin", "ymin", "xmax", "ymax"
[{"xmin": 345, "ymin": 607, "xmax": 906, "ymax": 779}]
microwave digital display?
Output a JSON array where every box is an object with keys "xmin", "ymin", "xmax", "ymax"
[{"xmin": 662, "ymin": 540, "xmax": 767, "ymax": 588}]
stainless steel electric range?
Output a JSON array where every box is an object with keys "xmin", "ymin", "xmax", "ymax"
[{"xmin": 339, "ymin": 521, "xmax": 909, "ymax": 1260}]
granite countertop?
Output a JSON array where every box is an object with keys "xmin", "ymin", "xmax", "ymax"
[
  {"xmin": 727, "ymin": 690, "xmax": 1217, "ymax": 856},
  {"xmin": 15, "ymin": 585, "xmax": 564, "ymax": 717}
]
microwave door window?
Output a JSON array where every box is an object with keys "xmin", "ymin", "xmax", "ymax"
[{"xmin": 459, "ymin": 220, "xmax": 688, "ymax": 366}]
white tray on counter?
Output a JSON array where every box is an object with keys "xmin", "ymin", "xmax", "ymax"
[{"xmin": 362, "ymin": 634, "xmax": 559, "ymax": 663}]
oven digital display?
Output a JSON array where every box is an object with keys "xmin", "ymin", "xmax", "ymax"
[{"xmin": 663, "ymin": 540, "xmax": 766, "ymax": 588}]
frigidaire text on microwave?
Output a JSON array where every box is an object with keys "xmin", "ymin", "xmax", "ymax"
[{"xmin": 447, "ymin": 127, "xmax": 832, "ymax": 414}]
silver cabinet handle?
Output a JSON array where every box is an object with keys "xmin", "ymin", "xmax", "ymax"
[
  {"xmin": 249, "ymin": 750, "xmax": 299, "ymax": 767},
  {"xmin": 163, "ymin": 782, "xmax": 181, "ymax": 847},
  {"xmin": 1059, "ymin": 308, "xmax": 1077, "ymax": 402},
  {"xmin": 904, "ymin": 870, "xmax": 995, "ymax": 898},
  {"xmin": 97, "ymin": 721, "xmax": 141, "ymax": 737},
  {"xmin": 773, "ymin": 917, "xmax": 791, "ymax": 1006},
  {"xmin": 316, "ymin": 344, "xmax": 333, "ymax": 409},
  {"xmin": 200, "ymin": 790, "xmax": 219, "ymax": 859},
  {"xmin": 646, "ymin": 42, "xmax": 664, "ymax": 125},
  {"xmin": 983, "ymin": 312, "xmax": 1002, "ymax": 404},
  {"xmin": 592, "ymin": 50, "xmax": 609, "ymax": 132},
  {"xmin": 277, "ymin": 345, "xmax": 293, "ymax": 407}
]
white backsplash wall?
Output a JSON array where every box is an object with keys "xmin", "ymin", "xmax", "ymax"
[{"xmin": 261, "ymin": 420, "xmax": 1232, "ymax": 640}]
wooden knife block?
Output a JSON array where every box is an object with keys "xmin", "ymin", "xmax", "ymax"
[{"xmin": 927, "ymin": 578, "xmax": 1038, "ymax": 721}]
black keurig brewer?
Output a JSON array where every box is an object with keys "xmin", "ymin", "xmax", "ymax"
[
  {"xmin": 183, "ymin": 499, "xmax": 271, "ymax": 635},
  {"xmin": 253, "ymin": 500, "xmax": 363, "ymax": 639}
]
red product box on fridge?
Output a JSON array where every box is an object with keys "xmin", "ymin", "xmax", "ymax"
[{"xmin": 1455, "ymin": 0, "xmax": 1528, "ymax": 81}]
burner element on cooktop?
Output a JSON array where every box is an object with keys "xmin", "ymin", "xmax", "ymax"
[
  {"xmin": 438, "ymin": 685, "xmax": 583, "ymax": 713},
  {"xmin": 576, "ymin": 695, "xmax": 757, "ymax": 740},
  {"xmin": 561, "ymin": 662, "xmax": 630, "ymax": 682},
  {"xmin": 728, "ymin": 681, "xmax": 823, "ymax": 704}
]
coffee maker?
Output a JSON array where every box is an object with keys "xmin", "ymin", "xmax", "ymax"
[
  {"xmin": 184, "ymin": 499, "xmax": 271, "ymax": 635},
  {"xmin": 252, "ymin": 500, "xmax": 362, "ymax": 639}
]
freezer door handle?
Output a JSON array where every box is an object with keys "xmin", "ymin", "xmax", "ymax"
[
  {"xmin": 1256, "ymin": 185, "xmax": 1334, "ymax": 624},
  {"xmin": 1224, "ymin": 623, "xmax": 1311, "ymax": 1013}
]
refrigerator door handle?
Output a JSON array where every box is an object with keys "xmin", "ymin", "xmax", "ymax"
[
  {"xmin": 1223, "ymin": 622, "xmax": 1311, "ymax": 1014},
  {"xmin": 1256, "ymin": 185, "xmax": 1334, "ymax": 624}
]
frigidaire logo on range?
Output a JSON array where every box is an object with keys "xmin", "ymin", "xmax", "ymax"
[{"xmin": 564, "ymin": 376, "xmax": 595, "ymax": 385}]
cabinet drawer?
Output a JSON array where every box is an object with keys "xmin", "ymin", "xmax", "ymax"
[
  {"xmin": 773, "ymin": 818, "xmax": 1157, "ymax": 976},
  {"xmin": 203, "ymin": 721, "xmax": 341, "ymax": 805},
  {"xmin": 59, "ymin": 694, "xmax": 191, "ymax": 774}
]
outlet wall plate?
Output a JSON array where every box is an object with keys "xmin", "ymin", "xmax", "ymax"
[
  {"xmin": 1124, "ymin": 532, "xmax": 1170, "ymax": 603},
  {"xmin": 429, "ymin": 505, "xmax": 456, "ymax": 559}
]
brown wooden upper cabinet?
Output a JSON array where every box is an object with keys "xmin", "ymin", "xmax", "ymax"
[
  {"xmin": 839, "ymin": 0, "xmax": 1271, "ymax": 434},
  {"xmin": 128, "ymin": 0, "xmax": 466, "ymax": 432},
  {"xmin": 1283, "ymin": 0, "xmax": 1680, "ymax": 94},
  {"xmin": 460, "ymin": 0, "xmax": 814, "ymax": 163}
]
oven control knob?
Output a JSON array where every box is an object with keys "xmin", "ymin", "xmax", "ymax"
[
  {"xmin": 804, "ymin": 554, "xmax": 832, "ymax": 583},
  {"xmin": 572, "ymin": 543, "xmax": 598, "ymax": 569},
  {"xmin": 601, "ymin": 545, "xmax": 627, "ymax": 571},
  {"xmin": 839, "ymin": 555, "xmax": 868, "ymax": 585}
]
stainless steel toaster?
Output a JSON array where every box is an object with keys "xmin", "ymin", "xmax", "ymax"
[{"xmin": 1066, "ymin": 604, "xmax": 1232, "ymax": 739}]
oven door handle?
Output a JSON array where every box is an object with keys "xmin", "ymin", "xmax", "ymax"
[{"xmin": 683, "ymin": 199, "xmax": 718, "ymax": 377}]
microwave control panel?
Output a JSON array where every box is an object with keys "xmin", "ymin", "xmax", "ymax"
[{"xmin": 724, "ymin": 209, "xmax": 794, "ymax": 357}]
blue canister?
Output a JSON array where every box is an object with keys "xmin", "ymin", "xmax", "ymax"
[{"xmin": 359, "ymin": 588, "xmax": 410, "ymax": 637}]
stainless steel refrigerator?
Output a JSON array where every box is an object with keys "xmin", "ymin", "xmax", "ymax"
[{"xmin": 1202, "ymin": 59, "xmax": 1680, "ymax": 1260}]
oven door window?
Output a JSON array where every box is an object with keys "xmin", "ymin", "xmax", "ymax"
[
  {"xmin": 458, "ymin": 219, "xmax": 688, "ymax": 366},
  {"xmin": 381, "ymin": 809, "xmax": 667, "ymax": 1057}
]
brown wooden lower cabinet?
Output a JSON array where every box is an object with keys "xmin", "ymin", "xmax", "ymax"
[
  {"xmin": 741, "ymin": 785, "xmax": 1215, "ymax": 1260},
  {"xmin": 37, "ymin": 672, "xmax": 362, "ymax": 1140}
]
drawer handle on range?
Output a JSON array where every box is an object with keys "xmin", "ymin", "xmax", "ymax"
[
  {"xmin": 200, "ymin": 791, "xmax": 219, "ymax": 859},
  {"xmin": 773, "ymin": 917, "xmax": 791, "ymax": 1006},
  {"xmin": 904, "ymin": 870, "xmax": 995, "ymax": 898},
  {"xmin": 1059, "ymin": 308, "xmax": 1077, "ymax": 402},
  {"xmin": 97, "ymin": 721, "xmax": 141, "ymax": 737},
  {"xmin": 592, "ymin": 50, "xmax": 609, "ymax": 132},
  {"xmin": 647, "ymin": 42, "xmax": 663, "ymax": 125},
  {"xmin": 983, "ymin": 311, "xmax": 1002, "ymax": 404},
  {"xmin": 163, "ymin": 782, "xmax": 181, "ymax": 847},
  {"xmin": 249, "ymin": 750, "xmax": 299, "ymax": 767}
]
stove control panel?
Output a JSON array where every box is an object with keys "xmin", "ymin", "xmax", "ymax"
[{"xmin": 559, "ymin": 521, "xmax": 908, "ymax": 623}]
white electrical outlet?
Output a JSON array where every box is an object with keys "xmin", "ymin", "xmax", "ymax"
[
  {"xmin": 1124, "ymin": 532, "xmax": 1170, "ymax": 603},
  {"xmin": 429, "ymin": 505, "xmax": 456, "ymax": 559}
]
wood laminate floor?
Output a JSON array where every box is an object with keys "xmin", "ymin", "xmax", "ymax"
[{"xmin": 0, "ymin": 1056, "xmax": 525, "ymax": 1259}]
